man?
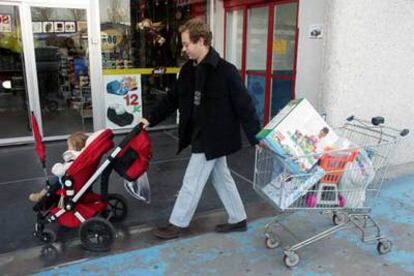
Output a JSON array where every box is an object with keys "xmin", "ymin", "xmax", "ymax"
[{"xmin": 139, "ymin": 18, "xmax": 261, "ymax": 239}]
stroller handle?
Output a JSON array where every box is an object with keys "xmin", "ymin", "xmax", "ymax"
[{"xmin": 119, "ymin": 123, "xmax": 143, "ymax": 149}]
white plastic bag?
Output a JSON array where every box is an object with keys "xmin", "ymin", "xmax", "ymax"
[
  {"xmin": 339, "ymin": 150, "xmax": 375, "ymax": 208},
  {"xmin": 124, "ymin": 172, "xmax": 151, "ymax": 203}
]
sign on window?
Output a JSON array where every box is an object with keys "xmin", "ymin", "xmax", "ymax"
[{"xmin": 0, "ymin": 14, "xmax": 12, "ymax": 32}]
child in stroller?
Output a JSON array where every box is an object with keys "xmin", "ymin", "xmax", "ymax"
[
  {"xmin": 29, "ymin": 132, "xmax": 88, "ymax": 202},
  {"xmin": 33, "ymin": 124, "xmax": 151, "ymax": 252}
]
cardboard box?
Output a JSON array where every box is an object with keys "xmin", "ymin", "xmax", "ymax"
[
  {"xmin": 256, "ymin": 98, "xmax": 338, "ymax": 173},
  {"xmin": 261, "ymin": 166, "xmax": 325, "ymax": 210}
]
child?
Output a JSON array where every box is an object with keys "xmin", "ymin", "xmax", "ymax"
[{"xmin": 29, "ymin": 132, "xmax": 88, "ymax": 202}]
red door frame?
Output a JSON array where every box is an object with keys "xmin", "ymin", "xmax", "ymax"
[{"xmin": 223, "ymin": 0, "xmax": 300, "ymax": 124}]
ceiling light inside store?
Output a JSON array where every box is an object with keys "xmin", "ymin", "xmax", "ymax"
[{"xmin": 2, "ymin": 80, "xmax": 11, "ymax": 89}]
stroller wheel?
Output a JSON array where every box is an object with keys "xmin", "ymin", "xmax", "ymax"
[
  {"xmin": 80, "ymin": 217, "xmax": 115, "ymax": 252},
  {"xmin": 41, "ymin": 229, "xmax": 57, "ymax": 243},
  {"xmin": 40, "ymin": 244, "xmax": 59, "ymax": 262},
  {"xmin": 101, "ymin": 193, "xmax": 128, "ymax": 223}
]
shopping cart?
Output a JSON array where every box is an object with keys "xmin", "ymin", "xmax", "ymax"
[{"xmin": 253, "ymin": 116, "xmax": 409, "ymax": 268}]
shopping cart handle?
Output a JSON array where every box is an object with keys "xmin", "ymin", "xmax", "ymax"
[
  {"xmin": 371, "ymin": 116, "xmax": 385, "ymax": 126},
  {"xmin": 400, "ymin": 129, "xmax": 409, "ymax": 137}
]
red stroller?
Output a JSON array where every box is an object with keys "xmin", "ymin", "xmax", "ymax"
[{"xmin": 33, "ymin": 124, "xmax": 151, "ymax": 252}]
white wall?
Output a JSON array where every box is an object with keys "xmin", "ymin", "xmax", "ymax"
[
  {"xmin": 295, "ymin": 0, "xmax": 327, "ymax": 111},
  {"xmin": 321, "ymin": 0, "xmax": 414, "ymax": 165}
]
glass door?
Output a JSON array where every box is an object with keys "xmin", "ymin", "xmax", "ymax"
[
  {"xmin": 270, "ymin": 2, "xmax": 298, "ymax": 118},
  {"xmin": 30, "ymin": 6, "xmax": 93, "ymax": 135},
  {"xmin": 225, "ymin": 9, "xmax": 243, "ymax": 70},
  {"xmin": 0, "ymin": 4, "xmax": 31, "ymax": 139},
  {"xmin": 224, "ymin": 1, "xmax": 299, "ymax": 125},
  {"xmin": 245, "ymin": 6, "xmax": 269, "ymax": 124}
]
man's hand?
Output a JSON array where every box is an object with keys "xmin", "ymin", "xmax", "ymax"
[
  {"xmin": 138, "ymin": 118, "xmax": 150, "ymax": 129},
  {"xmin": 255, "ymin": 140, "xmax": 266, "ymax": 151}
]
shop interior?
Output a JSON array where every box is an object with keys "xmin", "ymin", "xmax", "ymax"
[
  {"xmin": 100, "ymin": 0, "xmax": 207, "ymax": 127},
  {"xmin": 0, "ymin": 6, "xmax": 31, "ymax": 139}
]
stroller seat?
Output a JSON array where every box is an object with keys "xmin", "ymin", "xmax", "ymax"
[{"xmin": 50, "ymin": 129, "xmax": 114, "ymax": 228}]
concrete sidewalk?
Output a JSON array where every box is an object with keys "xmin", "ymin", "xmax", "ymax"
[{"xmin": 33, "ymin": 174, "xmax": 414, "ymax": 275}]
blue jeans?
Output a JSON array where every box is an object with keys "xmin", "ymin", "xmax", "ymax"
[{"xmin": 169, "ymin": 153, "xmax": 247, "ymax": 228}]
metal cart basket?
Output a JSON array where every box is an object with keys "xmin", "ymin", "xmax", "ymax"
[{"xmin": 253, "ymin": 116, "xmax": 409, "ymax": 268}]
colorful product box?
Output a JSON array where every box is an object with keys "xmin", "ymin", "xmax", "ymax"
[
  {"xmin": 261, "ymin": 166, "xmax": 325, "ymax": 210},
  {"xmin": 256, "ymin": 98, "xmax": 338, "ymax": 173}
]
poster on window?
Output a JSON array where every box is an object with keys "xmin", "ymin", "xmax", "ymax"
[{"xmin": 104, "ymin": 74, "xmax": 142, "ymax": 129}]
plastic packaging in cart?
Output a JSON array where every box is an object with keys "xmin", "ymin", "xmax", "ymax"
[
  {"xmin": 339, "ymin": 149, "xmax": 375, "ymax": 208},
  {"xmin": 256, "ymin": 98, "xmax": 338, "ymax": 173},
  {"xmin": 261, "ymin": 165, "xmax": 325, "ymax": 210}
]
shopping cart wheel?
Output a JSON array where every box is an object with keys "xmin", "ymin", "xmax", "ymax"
[
  {"xmin": 41, "ymin": 229, "xmax": 57, "ymax": 243},
  {"xmin": 332, "ymin": 212, "xmax": 348, "ymax": 225},
  {"xmin": 80, "ymin": 217, "xmax": 116, "ymax": 252},
  {"xmin": 265, "ymin": 236, "xmax": 280, "ymax": 249},
  {"xmin": 283, "ymin": 252, "xmax": 300, "ymax": 268},
  {"xmin": 377, "ymin": 239, "xmax": 393, "ymax": 255},
  {"xmin": 101, "ymin": 193, "xmax": 128, "ymax": 223}
]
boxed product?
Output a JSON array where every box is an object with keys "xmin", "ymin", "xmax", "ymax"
[
  {"xmin": 256, "ymin": 98, "xmax": 338, "ymax": 173},
  {"xmin": 261, "ymin": 166, "xmax": 325, "ymax": 210}
]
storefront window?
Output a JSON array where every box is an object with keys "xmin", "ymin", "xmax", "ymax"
[
  {"xmin": 31, "ymin": 7, "xmax": 93, "ymax": 135},
  {"xmin": 100, "ymin": 0, "xmax": 207, "ymax": 129}
]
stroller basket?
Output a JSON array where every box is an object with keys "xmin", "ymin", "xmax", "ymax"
[{"xmin": 112, "ymin": 129, "xmax": 152, "ymax": 181}]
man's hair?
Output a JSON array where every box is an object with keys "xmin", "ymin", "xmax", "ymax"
[
  {"xmin": 179, "ymin": 18, "xmax": 212, "ymax": 46},
  {"xmin": 321, "ymin": 127, "xmax": 329, "ymax": 135},
  {"xmin": 68, "ymin": 132, "xmax": 88, "ymax": 151}
]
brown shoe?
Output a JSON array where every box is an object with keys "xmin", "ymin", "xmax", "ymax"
[
  {"xmin": 153, "ymin": 224, "xmax": 182, "ymax": 240},
  {"xmin": 215, "ymin": 220, "xmax": 247, "ymax": 233}
]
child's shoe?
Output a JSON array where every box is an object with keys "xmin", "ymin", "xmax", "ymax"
[{"xmin": 29, "ymin": 189, "xmax": 47, "ymax": 202}]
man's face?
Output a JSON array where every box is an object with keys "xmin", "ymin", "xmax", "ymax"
[{"xmin": 181, "ymin": 30, "xmax": 204, "ymax": 60}]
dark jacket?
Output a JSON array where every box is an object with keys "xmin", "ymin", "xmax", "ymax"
[{"xmin": 146, "ymin": 48, "xmax": 260, "ymax": 160}]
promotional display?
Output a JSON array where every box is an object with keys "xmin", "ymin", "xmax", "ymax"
[{"xmin": 104, "ymin": 74, "xmax": 142, "ymax": 129}]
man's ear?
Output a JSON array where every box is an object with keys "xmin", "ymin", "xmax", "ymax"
[{"xmin": 197, "ymin": 37, "xmax": 205, "ymax": 46}]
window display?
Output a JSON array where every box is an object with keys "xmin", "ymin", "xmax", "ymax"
[
  {"xmin": 31, "ymin": 7, "xmax": 93, "ymax": 135},
  {"xmin": 100, "ymin": 0, "xmax": 207, "ymax": 128}
]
